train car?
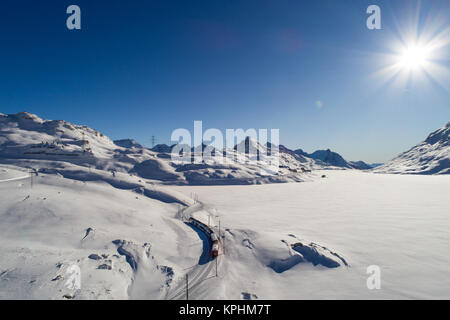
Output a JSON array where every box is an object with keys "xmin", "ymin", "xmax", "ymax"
[
  {"xmin": 211, "ymin": 233, "xmax": 220, "ymax": 257},
  {"xmin": 189, "ymin": 217, "xmax": 211, "ymax": 235},
  {"xmin": 189, "ymin": 217, "xmax": 220, "ymax": 258},
  {"xmin": 211, "ymin": 243, "xmax": 219, "ymax": 257}
]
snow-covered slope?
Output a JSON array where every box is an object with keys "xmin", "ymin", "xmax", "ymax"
[
  {"xmin": 0, "ymin": 112, "xmax": 117, "ymax": 158},
  {"xmin": 0, "ymin": 164, "xmax": 203, "ymax": 299},
  {"xmin": 374, "ymin": 122, "xmax": 450, "ymax": 175}
]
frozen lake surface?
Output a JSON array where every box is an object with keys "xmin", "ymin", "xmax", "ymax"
[{"xmin": 172, "ymin": 170, "xmax": 450, "ymax": 299}]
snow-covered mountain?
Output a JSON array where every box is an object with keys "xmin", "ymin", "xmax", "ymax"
[
  {"xmin": 294, "ymin": 148, "xmax": 372, "ymax": 170},
  {"xmin": 0, "ymin": 112, "xmax": 313, "ymax": 185},
  {"xmin": 374, "ymin": 122, "xmax": 450, "ymax": 175},
  {"xmin": 0, "ymin": 111, "xmax": 379, "ymax": 187},
  {"xmin": 307, "ymin": 149, "xmax": 353, "ymax": 168}
]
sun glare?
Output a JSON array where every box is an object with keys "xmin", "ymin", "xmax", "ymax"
[
  {"xmin": 398, "ymin": 45, "xmax": 430, "ymax": 70},
  {"xmin": 371, "ymin": 2, "xmax": 450, "ymax": 93}
]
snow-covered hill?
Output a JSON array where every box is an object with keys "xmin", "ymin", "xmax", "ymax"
[
  {"xmin": 374, "ymin": 122, "xmax": 450, "ymax": 175},
  {"xmin": 0, "ymin": 164, "xmax": 203, "ymax": 299}
]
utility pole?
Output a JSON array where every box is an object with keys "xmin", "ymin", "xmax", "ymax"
[
  {"xmin": 219, "ymin": 219, "xmax": 224, "ymax": 254},
  {"xmin": 30, "ymin": 170, "xmax": 33, "ymax": 189},
  {"xmin": 223, "ymin": 234, "xmax": 225, "ymax": 255},
  {"xmin": 186, "ymin": 274, "xmax": 189, "ymax": 300}
]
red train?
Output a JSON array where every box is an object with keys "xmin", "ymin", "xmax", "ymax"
[
  {"xmin": 189, "ymin": 217, "xmax": 220, "ymax": 258},
  {"xmin": 211, "ymin": 233, "xmax": 219, "ymax": 257}
]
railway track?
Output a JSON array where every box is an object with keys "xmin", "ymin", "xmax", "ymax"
[
  {"xmin": 166, "ymin": 201, "xmax": 222, "ymax": 300},
  {"xmin": 168, "ymin": 255, "xmax": 219, "ymax": 300}
]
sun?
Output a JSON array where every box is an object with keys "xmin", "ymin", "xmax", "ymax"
[
  {"xmin": 398, "ymin": 44, "xmax": 430, "ymax": 70},
  {"xmin": 370, "ymin": 2, "xmax": 450, "ymax": 92}
]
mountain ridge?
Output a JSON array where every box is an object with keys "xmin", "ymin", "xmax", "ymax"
[
  {"xmin": 374, "ymin": 122, "xmax": 449, "ymax": 175},
  {"xmin": 294, "ymin": 148, "xmax": 373, "ymax": 170},
  {"xmin": 0, "ymin": 112, "xmax": 310, "ymax": 185}
]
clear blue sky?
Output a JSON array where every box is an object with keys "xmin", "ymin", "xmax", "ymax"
[{"xmin": 0, "ymin": 0, "xmax": 449, "ymax": 163}]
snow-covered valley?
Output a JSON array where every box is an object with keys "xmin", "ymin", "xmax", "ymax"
[
  {"xmin": 1, "ymin": 165, "xmax": 449, "ymax": 299},
  {"xmin": 0, "ymin": 112, "xmax": 449, "ymax": 300}
]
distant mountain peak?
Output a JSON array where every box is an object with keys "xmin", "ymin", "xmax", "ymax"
[
  {"xmin": 294, "ymin": 148, "xmax": 371, "ymax": 170},
  {"xmin": 234, "ymin": 136, "xmax": 266, "ymax": 154},
  {"xmin": 307, "ymin": 149, "xmax": 352, "ymax": 168}
]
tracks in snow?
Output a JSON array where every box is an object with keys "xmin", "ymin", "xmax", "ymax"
[
  {"xmin": 167, "ymin": 255, "xmax": 220, "ymax": 300},
  {"xmin": 166, "ymin": 200, "xmax": 222, "ymax": 300}
]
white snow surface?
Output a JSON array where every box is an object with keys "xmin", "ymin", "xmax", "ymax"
[
  {"xmin": 0, "ymin": 165, "xmax": 203, "ymax": 299},
  {"xmin": 1, "ymin": 166, "xmax": 449, "ymax": 299},
  {"xmin": 1, "ymin": 112, "xmax": 449, "ymax": 300},
  {"xmin": 172, "ymin": 170, "xmax": 450, "ymax": 299}
]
